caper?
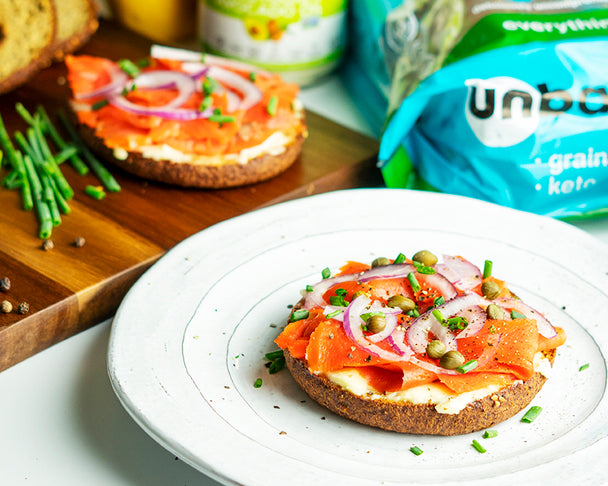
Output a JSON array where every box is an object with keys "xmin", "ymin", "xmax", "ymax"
[
  {"xmin": 352, "ymin": 290, "xmax": 370, "ymax": 299},
  {"xmin": 481, "ymin": 281, "xmax": 501, "ymax": 300},
  {"xmin": 372, "ymin": 257, "xmax": 391, "ymax": 268},
  {"xmin": 440, "ymin": 350, "xmax": 465, "ymax": 370},
  {"xmin": 412, "ymin": 250, "xmax": 438, "ymax": 266},
  {"xmin": 366, "ymin": 314, "xmax": 386, "ymax": 334},
  {"xmin": 426, "ymin": 340, "xmax": 446, "ymax": 359},
  {"xmin": 387, "ymin": 294, "xmax": 416, "ymax": 312},
  {"xmin": 486, "ymin": 303, "xmax": 505, "ymax": 320}
]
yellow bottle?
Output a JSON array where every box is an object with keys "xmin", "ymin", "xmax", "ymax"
[{"xmin": 111, "ymin": 0, "xmax": 196, "ymax": 43}]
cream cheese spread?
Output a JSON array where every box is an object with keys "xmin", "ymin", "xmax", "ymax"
[
  {"xmin": 110, "ymin": 131, "xmax": 290, "ymax": 166},
  {"xmin": 325, "ymin": 351, "xmax": 550, "ymax": 415}
]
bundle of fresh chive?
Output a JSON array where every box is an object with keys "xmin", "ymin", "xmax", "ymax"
[{"xmin": 0, "ymin": 103, "xmax": 121, "ymax": 239}]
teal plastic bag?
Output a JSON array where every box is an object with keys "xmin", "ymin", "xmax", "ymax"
[{"xmin": 348, "ymin": 0, "xmax": 608, "ymax": 219}]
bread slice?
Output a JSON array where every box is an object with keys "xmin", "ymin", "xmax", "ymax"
[
  {"xmin": 51, "ymin": 0, "xmax": 99, "ymax": 61},
  {"xmin": 284, "ymin": 348, "xmax": 554, "ymax": 436},
  {"xmin": 75, "ymin": 114, "xmax": 307, "ymax": 188},
  {"xmin": 0, "ymin": 0, "xmax": 57, "ymax": 94}
]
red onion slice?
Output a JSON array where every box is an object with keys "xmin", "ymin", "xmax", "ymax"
[
  {"xmin": 386, "ymin": 325, "xmax": 414, "ymax": 359},
  {"xmin": 358, "ymin": 263, "xmax": 416, "ymax": 282},
  {"xmin": 208, "ymin": 66, "xmax": 262, "ymax": 110},
  {"xmin": 343, "ymin": 295, "xmax": 408, "ymax": 362},
  {"xmin": 435, "ymin": 255, "xmax": 482, "ymax": 291},
  {"xmin": 304, "ymin": 273, "xmax": 357, "ymax": 310},
  {"xmin": 455, "ymin": 305, "xmax": 487, "ymax": 339},
  {"xmin": 366, "ymin": 301, "xmax": 401, "ymax": 343},
  {"xmin": 358, "ymin": 263, "xmax": 458, "ymax": 301},
  {"xmin": 407, "ymin": 293, "xmax": 486, "ymax": 354},
  {"xmin": 208, "ymin": 84, "xmax": 241, "ymax": 113},
  {"xmin": 108, "ymin": 70, "xmax": 214, "ymax": 120},
  {"xmin": 126, "ymin": 70, "xmax": 196, "ymax": 108},
  {"xmin": 151, "ymin": 44, "xmax": 271, "ymax": 76},
  {"xmin": 74, "ymin": 67, "xmax": 129, "ymax": 100},
  {"xmin": 494, "ymin": 297, "xmax": 557, "ymax": 338}
]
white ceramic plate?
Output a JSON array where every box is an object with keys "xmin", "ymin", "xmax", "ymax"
[{"xmin": 108, "ymin": 189, "xmax": 608, "ymax": 486}]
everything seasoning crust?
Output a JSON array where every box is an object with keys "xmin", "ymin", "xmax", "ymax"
[{"xmin": 275, "ymin": 251, "xmax": 567, "ymax": 435}]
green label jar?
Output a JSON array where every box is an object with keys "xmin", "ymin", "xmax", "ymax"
[{"xmin": 199, "ymin": 0, "xmax": 348, "ymax": 85}]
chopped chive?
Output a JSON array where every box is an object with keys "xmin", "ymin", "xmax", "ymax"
[
  {"xmin": 208, "ymin": 114, "xmax": 235, "ymax": 124},
  {"xmin": 249, "ymin": 71, "xmax": 257, "ymax": 82},
  {"xmin": 15, "ymin": 102, "xmax": 34, "ymax": 125},
  {"xmin": 482, "ymin": 430, "xmax": 498, "ymax": 439},
  {"xmin": 202, "ymin": 77, "xmax": 217, "ymax": 95},
  {"xmin": 289, "ymin": 309, "xmax": 309, "ymax": 322},
  {"xmin": 0, "ymin": 112, "xmax": 20, "ymax": 170},
  {"xmin": 135, "ymin": 57, "xmax": 151, "ymax": 68},
  {"xmin": 305, "ymin": 284, "xmax": 314, "ymax": 292},
  {"xmin": 457, "ymin": 359, "xmax": 478, "ymax": 374},
  {"xmin": 268, "ymin": 356, "xmax": 285, "ymax": 374},
  {"xmin": 329, "ymin": 295, "xmax": 348, "ymax": 307},
  {"xmin": 433, "ymin": 296, "xmax": 445, "ymax": 307},
  {"xmin": 406, "ymin": 308, "xmax": 420, "ymax": 318},
  {"xmin": 16, "ymin": 128, "xmax": 66, "ymax": 213},
  {"xmin": 407, "ymin": 272, "xmax": 421, "ymax": 292},
  {"xmin": 253, "ymin": 378, "xmax": 263, "ymax": 388},
  {"xmin": 45, "ymin": 174, "xmax": 71, "ymax": 214},
  {"xmin": 199, "ymin": 95, "xmax": 213, "ymax": 111},
  {"xmin": 483, "ymin": 260, "xmax": 493, "ymax": 279},
  {"xmin": 335, "ymin": 288, "xmax": 348, "ymax": 296},
  {"xmin": 409, "ymin": 446, "xmax": 423, "ymax": 456},
  {"xmin": 54, "ymin": 145, "xmax": 78, "ymax": 165},
  {"xmin": 326, "ymin": 309, "xmax": 343, "ymax": 319},
  {"xmin": 360, "ymin": 311, "xmax": 385, "ymax": 321},
  {"xmin": 447, "ymin": 316, "xmax": 468, "ymax": 331},
  {"xmin": 39, "ymin": 172, "xmax": 61, "ymax": 226},
  {"xmin": 36, "ymin": 105, "xmax": 89, "ymax": 176},
  {"xmin": 489, "ymin": 324, "xmax": 497, "ymax": 334},
  {"xmin": 18, "ymin": 152, "xmax": 34, "ymax": 212},
  {"xmin": 510, "ymin": 310, "xmax": 526, "ymax": 319},
  {"xmin": 118, "ymin": 58, "xmax": 140, "ymax": 77},
  {"xmin": 267, "ymin": 95, "xmax": 278, "ymax": 116},
  {"xmin": 265, "ymin": 350, "xmax": 283, "ymax": 361},
  {"xmin": 32, "ymin": 115, "xmax": 74, "ymax": 200},
  {"xmin": 432, "ymin": 309, "xmax": 444, "ymax": 324},
  {"xmin": 321, "ymin": 267, "xmax": 331, "ymax": 279},
  {"xmin": 2, "ymin": 170, "xmax": 23, "ymax": 189},
  {"xmin": 23, "ymin": 153, "xmax": 52, "ymax": 238},
  {"xmin": 472, "ymin": 440, "xmax": 486, "ymax": 453},
  {"xmin": 393, "ymin": 253, "xmax": 406, "ymax": 264},
  {"xmin": 91, "ymin": 99, "xmax": 109, "ymax": 111},
  {"xmin": 579, "ymin": 363, "xmax": 590, "ymax": 371},
  {"xmin": 85, "ymin": 185, "xmax": 106, "ymax": 200},
  {"xmin": 57, "ymin": 110, "xmax": 121, "ymax": 192},
  {"xmin": 521, "ymin": 405, "xmax": 542, "ymax": 423},
  {"xmin": 413, "ymin": 261, "xmax": 436, "ymax": 274}
]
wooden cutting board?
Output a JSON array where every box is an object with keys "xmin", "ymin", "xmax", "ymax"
[{"xmin": 0, "ymin": 21, "xmax": 381, "ymax": 372}]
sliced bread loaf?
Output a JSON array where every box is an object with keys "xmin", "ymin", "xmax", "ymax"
[
  {"xmin": 0, "ymin": 0, "xmax": 57, "ymax": 94},
  {"xmin": 52, "ymin": 0, "xmax": 99, "ymax": 61}
]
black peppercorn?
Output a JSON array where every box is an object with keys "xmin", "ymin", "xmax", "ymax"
[
  {"xmin": 73, "ymin": 236, "xmax": 86, "ymax": 248},
  {"xmin": 1, "ymin": 300, "xmax": 12, "ymax": 313},
  {"xmin": 41, "ymin": 239, "xmax": 54, "ymax": 251},
  {"xmin": 17, "ymin": 302, "xmax": 30, "ymax": 315},
  {"xmin": 0, "ymin": 277, "xmax": 10, "ymax": 292}
]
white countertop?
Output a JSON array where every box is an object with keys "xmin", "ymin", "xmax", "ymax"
[{"xmin": 2, "ymin": 68, "xmax": 607, "ymax": 486}]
